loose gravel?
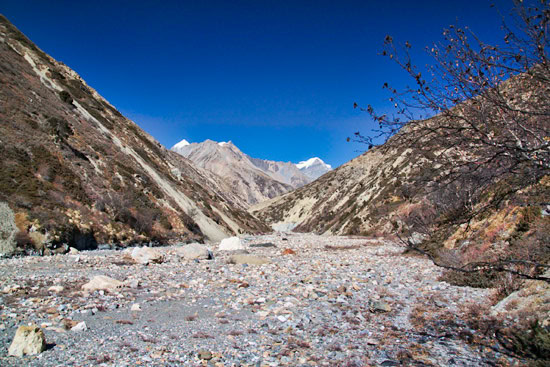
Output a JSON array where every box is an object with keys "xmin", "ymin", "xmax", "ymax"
[{"xmin": 0, "ymin": 233, "xmax": 522, "ymax": 366}]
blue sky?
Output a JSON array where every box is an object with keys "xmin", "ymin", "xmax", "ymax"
[{"xmin": 3, "ymin": 0, "xmax": 515, "ymax": 167}]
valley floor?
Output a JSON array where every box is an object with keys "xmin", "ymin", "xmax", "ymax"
[{"xmin": 0, "ymin": 234, "xmax": 525, "ymax": 366}]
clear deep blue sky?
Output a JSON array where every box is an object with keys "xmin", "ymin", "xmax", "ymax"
[{"xmin": 3, "ymin": 0, "xmax": 516, "ymax": 167}]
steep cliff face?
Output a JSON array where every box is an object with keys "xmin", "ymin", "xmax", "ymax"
[{"xmin": 0, "ymin": 15, "xmax": 269, "ymax": 252}]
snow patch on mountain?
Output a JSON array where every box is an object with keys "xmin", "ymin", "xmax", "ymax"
[
  {"xmin": 296, "ymin": 157, "xmax": 332, "ymax": 170},
  {"xmin": 296, "ymin": 157, "xmax": 332, "ymax": 180},
  {"xmin": 173, "ymin": 139, "xmax": 190, "ymax": 149}
]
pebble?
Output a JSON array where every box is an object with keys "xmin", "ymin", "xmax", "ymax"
[{"xmin": 71, "ymin": 321, "xmax": 87, "ymax": 332}]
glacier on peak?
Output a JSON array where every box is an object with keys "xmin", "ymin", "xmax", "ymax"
[
  {"xmin": 172, "ymin": 139, "xmax": 190, "ymax": 149},
  {"xmin": 296, "ymin": 157, "xmax": 332, "ymax": 170}
]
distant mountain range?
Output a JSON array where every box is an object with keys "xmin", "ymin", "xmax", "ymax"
[{"xmin": 171, "ymin": 139, "xmax": 331, "ymax": 206}]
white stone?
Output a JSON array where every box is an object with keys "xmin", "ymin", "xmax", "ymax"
[
  {"xmin": 71, "ymin": 321, "xmax": 87, "ymax": 332},
  {"xmin": 218, "ymin": 237, "xmax": 244, "ymax": 251},
  {"xmin": 82, "ymin": 275, "xmax": 122, "ymax": 292},
  {"xmin": 131, "ymin": 247, "xmax": 163, "ymax": 265},
  {"xmin": 48, "ymin": 286, "xmax": 64, "ymax": 293},
  {"xmin": 8, "ymin": 325, "xmax": 46, "ymax": 356},
  {"xmin": 131, "ymin": 303, "xmax": 142, "ymax": 311}
]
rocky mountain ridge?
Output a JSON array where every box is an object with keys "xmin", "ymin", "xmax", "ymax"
[
  {"xmin": 171, "ymin": 139, "xmax": 331, "ymax": 207},
  {"xmin": 0, "ymin": 15, "xmax": 268, "ymax": 254}
]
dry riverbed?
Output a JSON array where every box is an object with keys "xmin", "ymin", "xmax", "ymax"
[{"xmin": 0, "ymin": 233, "xmax": 523, "ymax": 366}]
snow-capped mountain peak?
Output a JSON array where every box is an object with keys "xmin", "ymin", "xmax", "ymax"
[
  {"xmin": 296, "ymin": 157, "xmax": 332, "ymax": 180},
  {"xmin": 172, "ymin": 139, "xmax": 190, "ymax": 149},
  {"xmin": 296, "ymin": 157, "xmax": 331, "ymax": 170}
]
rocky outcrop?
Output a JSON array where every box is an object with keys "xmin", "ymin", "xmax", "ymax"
[{"xmin": 0, "ymin": 202, "xmax": 17, "ymax": 256}]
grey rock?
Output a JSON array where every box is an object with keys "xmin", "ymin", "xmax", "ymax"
[
  {"xmin": 71, "ymin": 321, "xmax": 87, "ymax": 332},
  {"xmin": 177, "ymin": 243, "xmax": 211, "ymax": 260},
  {"xmin": 370, "ymin": 300, "xmax": 392, "ymax": 312}
]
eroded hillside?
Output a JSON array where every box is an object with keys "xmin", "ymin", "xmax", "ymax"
[
  {"xmin": 0, "ymin": 15, "xmax": 269, "ymax": 253},
  {"xmin": 251, "ymin": 138, "xmax": 427, "ymax": 236}
]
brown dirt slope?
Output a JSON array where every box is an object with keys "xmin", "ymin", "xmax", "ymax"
[{"xmin": 0, "ymin": 15, "xmax": 269, "ymax": 252}]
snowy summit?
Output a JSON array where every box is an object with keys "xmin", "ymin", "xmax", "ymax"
[
  {"xmin": 295, "ymin": 157, "xmax": 332, "ymax": 180},
  {"xmin": 296, "ymin": 157, "xmax": 332, "ymax": 170},
  {"xmin": 172, "ymin": 139, "xmax": 190, "ymax": 149}
]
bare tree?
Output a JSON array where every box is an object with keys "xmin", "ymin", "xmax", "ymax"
[
  {"xmin": 355, "ymin": 0, "xmax": 548, "ymax": 176},
  {"xmin": 354, "ymin": 1, "xmax": 550, "ymax": 282}
]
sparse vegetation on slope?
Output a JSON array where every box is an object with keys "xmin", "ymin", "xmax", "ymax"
[{"xmin": 0, "ymin": 15, "xmax": 268, "ymax": 254}]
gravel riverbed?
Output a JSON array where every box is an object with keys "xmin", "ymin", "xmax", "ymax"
[{"xmin": 0, "ymin": 233, "xmax": 522, "ymax": 366}]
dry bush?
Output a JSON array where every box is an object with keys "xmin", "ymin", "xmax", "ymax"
[
  {"xmin": 14, "ymin": 230, "xmax": 33, "ymax": 250},
  {"xmin": 459, "ymin": 301, "xmax": 550, "ymax": 364}
]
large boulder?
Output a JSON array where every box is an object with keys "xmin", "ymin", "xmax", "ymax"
[
  {"xmin": 0, "ymin": 202, "xmax": 17, "ymax": 256},
  {"xmin": 82, "ymin": 275, "xmax": 123, "ymax": 292},
  {"xmin": 176, "ymin": 243, "xmax": 211, "ymax": 260},
  {"xmin": 131, "ymin": 247, "xmax": 163, "ymax": 265},
  {"xmin": 8, "ymin": 325, "xmax": 46, "ymax": 357},
  {"xmin": 219, "ymin": 237, "xmax": 244, "ymax": 251}
]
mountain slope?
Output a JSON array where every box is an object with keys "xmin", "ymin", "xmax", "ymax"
[
  {"xmin": 250, "ymin": 140, "xmax": 419, "ymax": 235},
  {"xmin": 0, "ymin": 15, "xmax": 268, "ymax": 253},
  {"xmin": 172, "ymin": 139, "xmax": 320, "ymax": 206}
]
